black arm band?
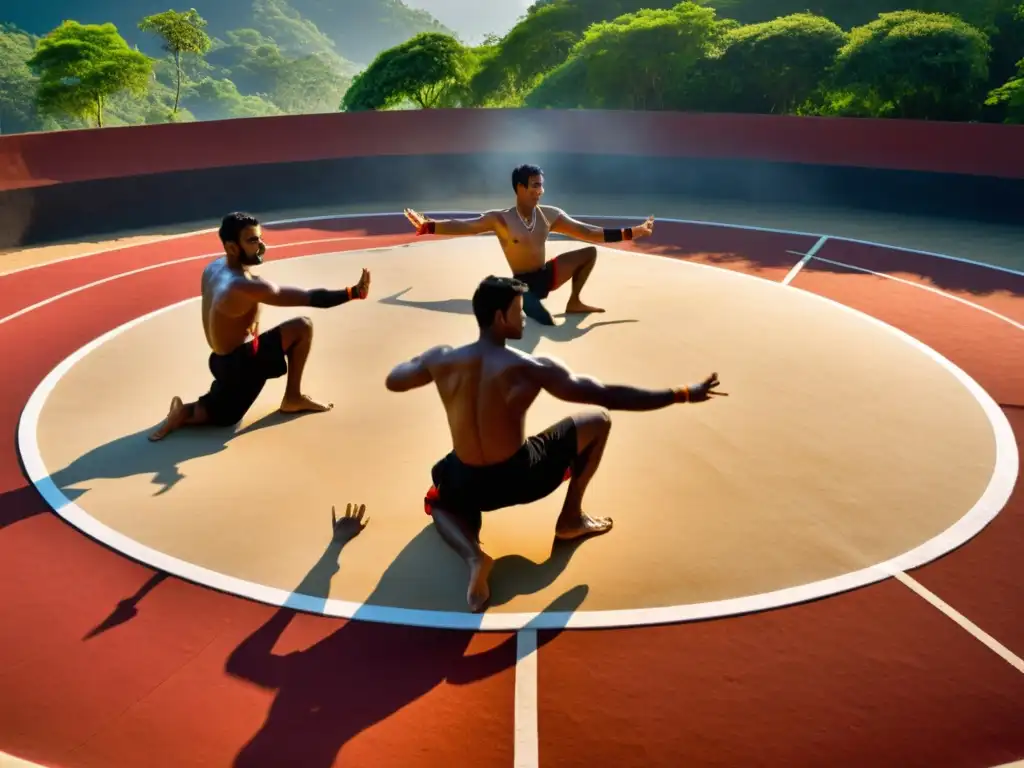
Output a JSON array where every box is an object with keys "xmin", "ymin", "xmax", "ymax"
[
  {"xmin": 603, "ymin": 227, "xmax": 623, "ymax": 243},
  {"xmin": 309, "ymin": 287, "xmax": 353, "ymax": 308}
]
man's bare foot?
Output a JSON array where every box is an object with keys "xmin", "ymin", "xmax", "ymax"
[
  {"xmin": 564, "ymin": 299, "xmax": 605, "ymax": 315},
  {"xmin": 555, "ymin": 513, "xmax": 614, "ymax": 541},
  {"xmin": 280, "ymin": 394, "xmax": 334, "ymax": 414},
  {"xmin": 149, "ymin": 397, "xmax": 187, "ymax": 442},
  {"xmin": 467, "ymin": 553, "xmax": 494, "ymax": 613}
]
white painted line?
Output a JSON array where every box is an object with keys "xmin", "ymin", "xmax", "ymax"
[
  {"xmin": 891, "ymin": 570, "xmax": 1024, "ymax": 674},
  {"xmin": 0, "ymin": 211, "xmax": 481, "ymax": 278},
  {"xmin": 0, "ymin": 235, "xmax": 389, "ymax": 328},
  {"xmin": 514, "ymin": 629, "xmax": 540, "ymax": 768},
  {"xmin": 16, "ymin": 241, "xmax": 1018, "ymax": 631},
  {"xmin": 811, "ymin": 256, "xmax": 1024, "ymax": 332},
  {"xmin": 616, "ymin": 214, "xmax": 1024, "ymax": 279},
  {"xmin": 781, "ymin": 235, "xmax": 829, "ymax": 285},
  {"xmin": 3, "ymin": 210, "xmax": 1020, "ymax": 768},
  {"xmin": 4, "ymin": 210, "xmax": 1022, "ymax": 280},
  {"xmin": 787, "ymin": 252, "xmax": 1024, "ymax": 674}
]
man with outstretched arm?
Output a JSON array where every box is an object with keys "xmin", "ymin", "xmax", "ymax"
[
  {"xmin": 384, "ymin": 275, "xmax": 725, "ymax": 612},
  {"xmin": 404, "ymin": 163, "xmax": 655, "ymax": 326},
  {"xmin": 149, "ymin": 212, "xmax": 372, "ymax": 441}
]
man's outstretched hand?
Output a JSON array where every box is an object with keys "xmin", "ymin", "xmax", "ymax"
[
  {"xmin": 332, "ymin": 503, "xmax": 369, "ymax": 543},
  {"xmin": 687, "ymin": 372, "xmax": 727, "ymax": 403},
  {"xmin": 404, "ymin": 208, "xmax": 432, "ymax": 236},
  {"xmin": 352, "ymin": 267, "xmax": 371, "ymax": 299},
  {"xmin": 632, "ymin": 216, "xmax": 656, "ymax": 240}
]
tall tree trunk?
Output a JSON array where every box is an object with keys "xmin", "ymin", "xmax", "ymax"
[
  {"xmin": 96, "ymin": 94, "xmax": 103, "ymax": 127},
  {"xmin": 174, "ymin": 49, "xmax": 182, "ymax": 113}
]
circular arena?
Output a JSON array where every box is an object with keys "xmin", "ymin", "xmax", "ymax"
[{"xmin": 1, "ymin": 109, "xmax": 1023, "ymax": 768}]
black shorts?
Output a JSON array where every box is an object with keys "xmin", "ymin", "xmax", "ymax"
[
  {"xmin": 197, "ymin": 326, "xmax": 288, "ymax": 426},
  {"xmin": 513, "ymin": 261, "xmax": 557, "ymax": 300},
  {"xmin": 514, "ymin": 262, "xmax": 558, "ymax": 325},
  {"xmin": 423, "ymin": 416, "xmax": 579, "ymax": 538}
]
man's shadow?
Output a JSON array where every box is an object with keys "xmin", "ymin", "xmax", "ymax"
[
  {"xmin": 226, "ymin": 508, "xmax": 591, "ymax": 768},
  {"xmin": 27, "ymin": 409, "xmax": 318, "ymax": 509},
  {"xmin": 379, "ymin": 287, "xmax": 638, "ymax": 354}
]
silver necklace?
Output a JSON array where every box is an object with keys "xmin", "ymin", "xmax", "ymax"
[{"xmin": 516, "ymin": 206, "xmax": 536, "ymax": 231}]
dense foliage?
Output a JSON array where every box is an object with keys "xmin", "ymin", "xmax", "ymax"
[
  {"xmin": 350, "ymin": 0, "xmax": 1023, "ymax": 122},
  {"xmin": 1, "ymin": 0, "xmax": 1021, "ymax": 134}
]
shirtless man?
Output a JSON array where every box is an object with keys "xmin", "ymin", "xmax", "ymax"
[
  {"xmin": 403, "ymin": 163, "xmax": 655, "ymax": 326},
  {"xmin": 385, "ymin": 275, "xmax": 725, "ymax": 612},
  {"xmin": 149, "ymin": 212, "xmax": 372, "ymax": 441}
]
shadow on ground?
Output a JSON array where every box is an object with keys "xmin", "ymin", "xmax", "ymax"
[
  {"xmin": 224, "ymin": 512, "xmax": 590, "ymax": 767},
  {"xmin": 276, "ymin": 210, "xmax": 1024, "ymax": 299},
  {"xmin": 24, "ymin": 409, "xmax": 318, "ymax": 507},
  {"xmin": 0, "ymin": 483, "xmax": 48, "ymax": 531},
  {"xmin": 379, "ymin": 287, "xmax": 639, "ymax": 355},
  {"xmin": 617, "ymin": 220, "xmax": 1024, "ymax": 299}
]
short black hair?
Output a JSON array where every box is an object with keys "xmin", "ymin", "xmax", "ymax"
[
  {"xmin": 219, "ymin": 212, "xmax": 260, "ymax": 244},
  {"xmin": 472, "ymin": 275, "xmax": 528, "ymax": 327},
  {"xmin": 511, "ymin": 163, "xmax": 543, "ymax": 191}
]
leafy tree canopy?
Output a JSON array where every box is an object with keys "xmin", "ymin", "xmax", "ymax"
[
  {"xmin": 139, "ymin": 9, "xmax": 213, "ymax": 114},
  {"xmin": 708, "ymin": 13, "xmax": 848, "ymax": 113},
  {"xmin": 831, "ymin": 10, "xmax": 992, "ymax": 120},
  {"xmin": 525, "ymin": 2, "xmax": 729, "ymax": 110},
  {"xmin": 26, "ymin": 21, "xmax": 153, "ymax": 128},
  {"xmin": 341, "ymin": 31, "xmax": 471, "ymax": 110}
]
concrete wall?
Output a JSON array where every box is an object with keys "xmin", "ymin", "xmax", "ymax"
[{"xmin": 1, "ymin": 109, "xmax": 1021, "ymax": 249}]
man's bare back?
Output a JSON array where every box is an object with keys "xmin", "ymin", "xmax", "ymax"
[
  {"xmin": 424, "ymin": 341, "xmax": 547, "ymax": 466},
  {"xmin": 386, "ymin": 275, "xmax": 726, "ymax": 612}
]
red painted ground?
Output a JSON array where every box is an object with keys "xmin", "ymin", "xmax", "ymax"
[
  {"xmin": 0, "ymin": 216, "xmax": 1021, "ymax": 768},
  {"xmin": 816, "ymin": 239, "xmax": 1024, "ymax": 325},
  {"xmin": 791, "ymin": 257, "xmax": 1024, "ymax": 658}
]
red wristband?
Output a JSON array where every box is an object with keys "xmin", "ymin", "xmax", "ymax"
[
  {"xmin": 672, "ymin": 386, "xmax": 689, "ymax": 403},
  {"xmin": 624, "ymin": 227, "xmax": 633, "ymax": 241}
]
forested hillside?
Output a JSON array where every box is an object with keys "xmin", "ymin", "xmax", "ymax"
[
  {"xmin": 5, "ymin": 0, "xmax": 451, "ymax": 66},
  {"xmin": 0, "ymin": 0, "xmax": 451, "ymax": 134},
  {"xmin": 348, "ymin": 0, "xmax": 1020, "ymax": 122},
  {"xmin": 1, "ymin": 0, "xmax": 1021, "ymax": 135}
]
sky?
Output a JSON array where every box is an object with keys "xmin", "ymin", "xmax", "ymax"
[{"xmin": 404, "ymin": 0, "xmax": 534, "ymax": 44}]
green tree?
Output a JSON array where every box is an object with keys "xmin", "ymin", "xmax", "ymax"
[
  {"xmin": 341, "ymin": 32, "xmax": 471, "ymax": 110},
  {"xmin": 525, "ymin": 2, "xmax": 728, "ymax": 110},
  {"xmin": 708, "ymin": 13, "xmax": 847, "ymax": 114},
  {"xmin": 138, "ymin": 9, "xmax": 213, "ymax": 115},
  {"xmin": 986, "ymin": 57, "xmax": 1024, "ymax": 122},
  {"xmin": 704, "ymin": 0, "xmax": 1012, "ymax": 31},
  {"xmin": 26, "ymin": 21, "xmax": 153, "ymax": 128},
  {"xmin": 829, "ymin": 11, "xmax": 992, "ymax": 120},
  {"xmin": 470, "ymin": 0, "xmax": 682, "ymax": 104}
]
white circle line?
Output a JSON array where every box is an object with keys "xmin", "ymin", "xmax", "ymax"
[
  {"xmin": 2, "ymin": 214, "xmax": 1020, "ymax": 336},
  {"xmin": 2, "ymin": 210, "xmax": 1022, "ymax": 279},
  {"xmin": 15, "ymin": 241, "xmax": 1019, "ymax": 631},
  {"xmin": 0, "ymin": 235, "xmax": 399, "ymax": 329}
]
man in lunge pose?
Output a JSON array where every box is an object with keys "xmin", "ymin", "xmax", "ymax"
[
  {"xmin": 149, "ymin": 212, "xmax": 372, "ymax": 441},
  {"xmin": 384, "ymin": 275, "xmax": 725, "ymax": 612},
  {"xmin": 403, "ymin": 163, "xmax": 655, "ymax": 326}
]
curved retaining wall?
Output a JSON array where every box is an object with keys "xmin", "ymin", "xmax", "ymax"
[{"xmin": 0, "ymin": 109, "xmax": 1022, "ymax": 249}]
